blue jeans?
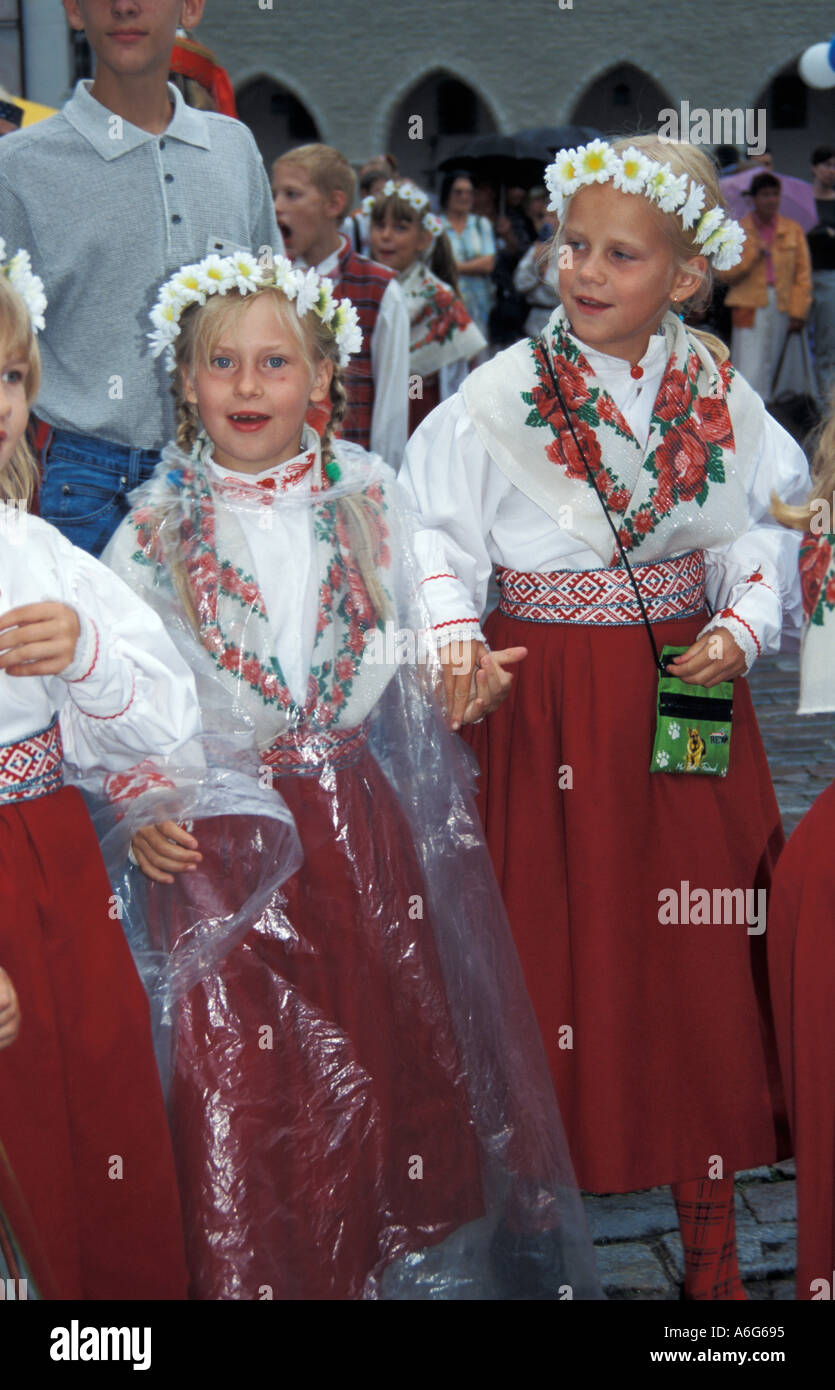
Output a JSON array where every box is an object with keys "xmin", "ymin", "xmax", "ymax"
[{"xmin": 39, "ymin": 429, "xmax": 162, "ymax": 558}]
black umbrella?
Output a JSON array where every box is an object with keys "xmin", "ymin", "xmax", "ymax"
[
  {"xmin": 514, "ymin": 126, "xmax": 605, "ymax": 157},
  {"xmin": 438, "ymin": 131, "xmax": 555, "ymax": 187}
]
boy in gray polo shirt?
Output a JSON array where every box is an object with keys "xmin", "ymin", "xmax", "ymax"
[{"xmin": 0, "ymin": 0, "xmax": 283, "ymax": 556}]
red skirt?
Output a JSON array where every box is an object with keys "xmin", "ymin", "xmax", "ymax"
[
  {"xmin": 463, "ymin": 606, "xmax": 789, "ymax": 1193},
  {"xmin": 767, "ymin": 779, "xmax": 835, "ymax": 1299},
  {"xmin": 0, "ymin": 787, "xmax": 188, "ymax": 1299},
  {"xmin": 165, "ymin": 746, "xmax": 483, "ymax": 1300}
]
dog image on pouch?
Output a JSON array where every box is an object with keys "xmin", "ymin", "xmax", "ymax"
[{"xmin": 684, "ymin": 727, "xmax": 706, "ymax": 771}]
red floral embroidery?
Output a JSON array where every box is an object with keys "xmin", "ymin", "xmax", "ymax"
[
  {"xmin": 695, "ymin": 395, "xmax": 734, "ymax": 447},
  {"xmin": 654, "ymin": 369, "xmax": 692, "ymax": 422},
  {"xmin": 800, "ymin": 534, "xmax": 832, "ymax": 620},
  {"xmin": 654, "ymin": 420, "xmax": 711, "ymax": 503}
]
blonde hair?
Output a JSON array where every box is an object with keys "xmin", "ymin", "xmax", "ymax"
[
  {"xmin": 0, "ymin": 275, "xmax": 41, "ymax": 507},
  {"xmin": 170, "ymin": 285, "xmax": 389, "ymax": 625},
  {"xmin": 772, "ymin": 385, "xmax": 835, "ymax": 530},
  {"xmin": 553, "ymin": 133, "xmax": 731, "ymax": 365},
  {"xmin": 272, "ymin": 144, "xmax": 356, "ymax": 210}
]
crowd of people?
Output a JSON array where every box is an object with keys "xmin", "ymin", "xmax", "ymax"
[{"xmin": 1, "ymin": 1, "xmax": 834, "ymax": 1308}]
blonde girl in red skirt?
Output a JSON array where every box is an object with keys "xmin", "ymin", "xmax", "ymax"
[
  {"xmin": 401, "ymin": 135, "xmax": 811, "ymax": 1299},
  {"xmin": 0, "ymin": 253, "xmax": 200, "ymax": 1298}
]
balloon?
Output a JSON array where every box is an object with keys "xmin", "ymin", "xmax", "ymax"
[{"xmin": 799, "ymin": 42, "xmax": 835, "ymax": 90}]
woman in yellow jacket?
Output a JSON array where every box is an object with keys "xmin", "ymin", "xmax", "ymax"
[{"xmin": 721, "ymin": 172, "xmax": 812, "ymax": 401}]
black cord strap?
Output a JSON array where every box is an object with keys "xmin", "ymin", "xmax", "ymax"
[{"xmin": 540, "ymin": 337, "xmax": 664, "ymax": 673}]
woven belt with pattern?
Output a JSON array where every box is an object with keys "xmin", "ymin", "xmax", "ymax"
[
  {"xmin": 261, "ymin": 720, "xmax": 370, "ymax": 777},
  {"xmin": 497, "ymin": 550, "xmax": 706, "ymax": 626},
  {"xmin": 0, "ymin": 716, "xmax": 64, "ymax": 805}
]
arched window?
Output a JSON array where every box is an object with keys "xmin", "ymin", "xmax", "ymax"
[
  {"xmin": 235, "ymin": 76, "xmax": 320, "ymax": 169},
  {"xmin": 385, "ymin": 69, "xmax": 498, "ymax": 189},
  {"xmin": 570, "ymin": 63, "xmax": 673, "ymax": 137},
  {"xmin": 752, "ymin": 56, "xmax": 831, "ymax": 175}
]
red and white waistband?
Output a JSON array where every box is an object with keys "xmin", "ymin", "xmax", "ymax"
[
  {"xmin": 0, "ymin": 716, "xmax": 64, "ymax": 805},
  {"xmin": 261, "ymin": 720, "xmax": 370, "ymax": 777},
  {"xmin": 496, "ymin": 551, "xmax": 706, "ymax": 626}
]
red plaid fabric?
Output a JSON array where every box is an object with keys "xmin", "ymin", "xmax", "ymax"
[
  {"xmin": 672, "ymin": 1176, "xmax": 747, "ymax": 1300},
  {"xmin": 332, "ymin": 243, "xmax": 395, "ymax": 449}
]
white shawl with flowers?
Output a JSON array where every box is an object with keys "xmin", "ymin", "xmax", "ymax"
[
  {"xmin": 460, "ymin": 306, "xmax": 764, "ymax": 567},
  {"xmin": 400, "ymin": 261, "xmax": 486, "ymax": 377},
  {"xmin": 107, "ymin": 432, "xmax": 399, "ymax": 750}
]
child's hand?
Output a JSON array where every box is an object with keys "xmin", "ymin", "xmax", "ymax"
[
  {"xmin": 667, "ymin": 628, "xmax": 746, "ymax": 687},
  {"xmin": 471, "ymin": 647, "xmax": 528, "ymax": 719},
  {"xmin": 0, "ymin": 967, "xmax": 20, "ymax": 1051},
  {"xmin": 131, "ymin": 821, "xmax": 202, "ymax": 885},
  {"xmin": 0, "ymin": 603, "xmax": 81, "ymax": 677},
  {"xmin": 439, "ymin": 639, "xmax": 527, "ymax": 729}
]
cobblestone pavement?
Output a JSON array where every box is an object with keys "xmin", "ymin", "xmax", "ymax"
[{"xmin": 588, "ymin": 651, "xmax": 835, "ymax": 1300}]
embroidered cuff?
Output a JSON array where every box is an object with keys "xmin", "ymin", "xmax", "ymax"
[
  {"xmin": 432, "ymin": 619, "xmax": 486, "ymax": 651},
  {"xmin": 62, "ymin": 614, "xmax": 99, "ymax": 683},
  {"xmin": 699, "ymin": 608, "xmax": 761, "ymax": 674},
  {"xmin": 80, "ymin": 673, "xmax": 137, "ymax": 722}
]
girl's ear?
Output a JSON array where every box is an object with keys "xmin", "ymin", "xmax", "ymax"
[
  {"xmin": 309, "ymin": 357, "xmax": 334, "ymax": 405},
  {"xmin": 181, "ymin": 365, "xmax": 199, "ymax": 407},
  {"xmin": 672, "ymin": 255, "xmax": 708, "ymax": 304}
]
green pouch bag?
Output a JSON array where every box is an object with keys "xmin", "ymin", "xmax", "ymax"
[{"xmin": 650, "ymin": 645, "xmax": 733, "ymax": 776}]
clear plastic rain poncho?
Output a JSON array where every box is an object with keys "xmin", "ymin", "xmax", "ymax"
[{"xmin": 96, "ymin": 428, "xmax": 602, "ymax": 1301}]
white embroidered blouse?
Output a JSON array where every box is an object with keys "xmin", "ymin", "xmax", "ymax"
[
  {"xmin": 400, "ymin": 329, "xmax": 811, "ymax": 670},
  {"xmin": 0, "ymin": 512, "xmax": 200, "ymax": 771}
]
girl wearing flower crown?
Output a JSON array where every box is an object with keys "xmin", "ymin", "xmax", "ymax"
[
  {"xmin": 366, "ymin": 180, "xmax": 486, "ymax": 433},
  {"xmin": 0, "ymin": 248, "xmax": 201, "ymax": 1299},
  {"xmin": 767, "ymin": 441, "xmax": 835, "ymax": 1298},
  {"xmin": 401, "ymin": 135, "xmax": 812, "ymax": 1300},
  {"xmin": 103, "ymin": 251, "xmax": 599, "ymax": 1301}
]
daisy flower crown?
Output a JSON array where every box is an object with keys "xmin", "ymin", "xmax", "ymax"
[
  {"xmin": 148, "ymin": 251, "xmax": 363, "ymax": 372},
  {"xmin": 544, "ymin": 139, "xmax": 745, "ymax": 271},
  {"xmin": 363, "ymin": 180, "xmax": 443, "ymax": 239},
  {"xmin": 0, "ymin": 239, "xmax": 47, "ymax": 333}
]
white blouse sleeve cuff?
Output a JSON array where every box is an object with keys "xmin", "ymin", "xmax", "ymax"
[
  {"xmin": 61, "ymin": 610, "xmax": 99, "ymax": 684},
  {"xmin": 699, "ymin": 607, "xmax": 762, "ymax": 674}
]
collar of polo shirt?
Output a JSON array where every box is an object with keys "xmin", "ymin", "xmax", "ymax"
[{"xmin": 63, "ymin": 80, "xmax": 211, "ymax": 162}]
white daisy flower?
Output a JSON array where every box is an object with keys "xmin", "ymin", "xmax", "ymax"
[
  {"xmin": 612, "ymin": 147, "xmax": 653, "ymax": 195},
  {"xmin": 361, "ymin": 195, "xmax": 376, "ymax": 215},
  {"xmin": 577, "ymin": 139, "xmax": 619, "ymax": 184},
  {"xmin": 148, "ymin": 322, "xmax": 180, "ymax": 359},
  {"xmin": 294, "ymin": 266, "xmax": 322, "ymax": 318},
  {"xmin": 546, "ymin": 148, "xmax": 581, "ymax": 201},
  {"xmin": 423, "ymin": 212, "xmax": 442, "ymax": 239},
  {"xmin": 679, "ymin": 180, "xmax": 706, "ymax": 230},
  {"xmin": 170, "ymin": 264, "xmax": 206, "ymax": 306},
  {"xmin": 149, "ymin": 300, "xmax": 180, "ymax": 332},
  {"xmin": 229, "ymin": 251, "xmax": 261, "ymax": 294},
  {"xmin": 694, "ymin": 206, "xmax": 725, "ymax": 246},
  {"xmin": 644, "ymin": 162, "xmax": 676, "ymax": 205},
  {"xmin": 334, "ymin": 302, "xmax": 363, "ymax": 365},
  {"xmin": 315, "ymin": 279, "xmax": 336, "ymax": 323},
  {"xmin": 196, "ymin": 254, "xmax": 235, "ymax": 297},
  {"xmin": 272, "ymin": 257, "xmax": 300, "ymax": 300},
  {"xmin": 710, "ymin": 221, "xmax": 746, "ymax": 270},
  {"xmin": 655, "ymin": 171, "xmax": 689, "ymax": 213}
]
